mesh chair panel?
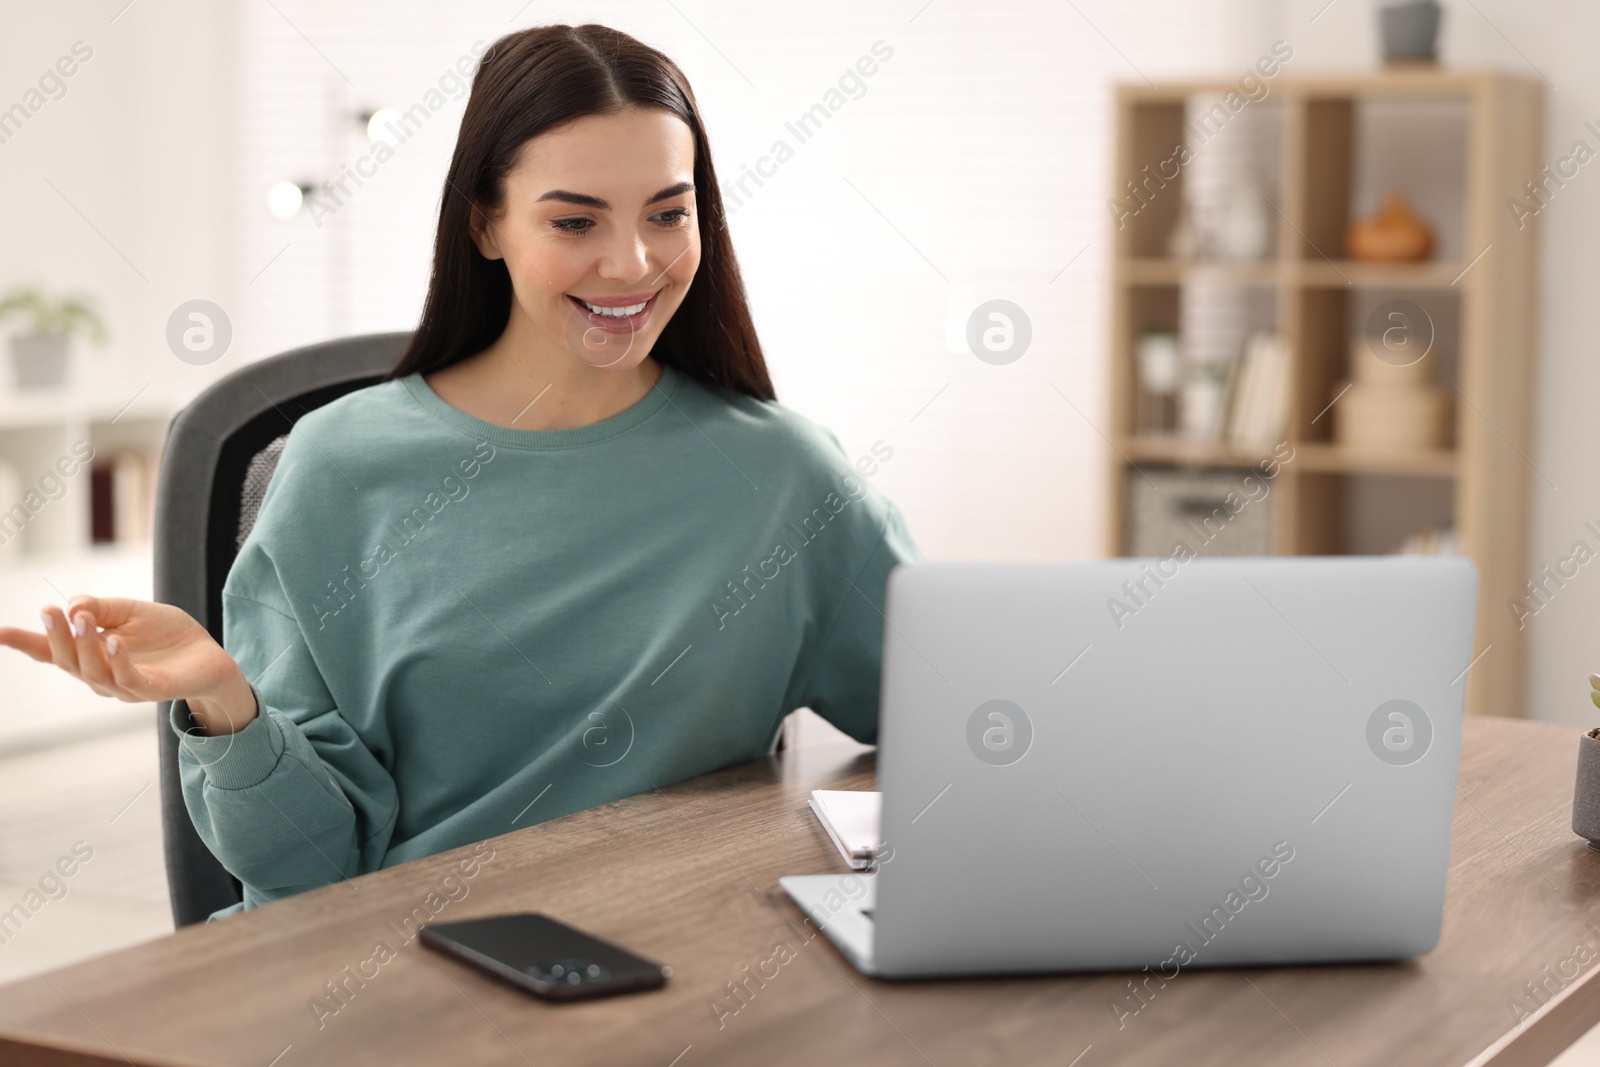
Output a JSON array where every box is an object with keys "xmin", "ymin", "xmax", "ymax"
[{"xmin": 235, "ymin": 435, "xmax": 287, "ymax": 552}]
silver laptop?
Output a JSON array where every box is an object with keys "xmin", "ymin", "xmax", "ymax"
[{"xmin": 781, "ymin": 557, "xmax": 1478, "ymax": 978}]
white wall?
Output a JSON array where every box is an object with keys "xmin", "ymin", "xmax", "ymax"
[
  {"xmin": 225, "ymin": 0, "xmax": 1252, "ymax": 571},
  {"xmin": 0, "ymin": 0, "xmax": 242, "ymax": 407},
  {"xmin": 0, "ymin": 2, "xmax": 243, "ymax": 741},
  {"xmin": 1265, "ymin": 0, "xmax": 1600, "ymax": 723},
  {"xmin": 0, "ymin": 0, "xmax": 1262, "ymax": 735},
  {"xmin": 5, "ymin": 1, "xmax": 1589, "ymax": 725}
]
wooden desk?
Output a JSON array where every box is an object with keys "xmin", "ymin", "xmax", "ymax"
[{"xmin": 2, "ymin": 716, "xmax": 1599, "ymax": 1067}]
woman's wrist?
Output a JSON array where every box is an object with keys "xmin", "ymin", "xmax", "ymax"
[{"xmin": 185, "ymin": 668, "xmax": 259, "ymax": 736}]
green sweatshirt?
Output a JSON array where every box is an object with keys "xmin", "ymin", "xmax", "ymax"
[{"xmin": 168, "ymin": 361, "xmax": 921, "ymax": 921}]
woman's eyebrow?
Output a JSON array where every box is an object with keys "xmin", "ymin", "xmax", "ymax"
[{"xmin": 536, "ymin": 181, "xmax": 695, "ymax": 210}]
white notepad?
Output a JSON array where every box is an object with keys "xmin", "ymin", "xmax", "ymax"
[{"xmin": 808, "ymin": 789, "xmax": 883, "ymax": 870}]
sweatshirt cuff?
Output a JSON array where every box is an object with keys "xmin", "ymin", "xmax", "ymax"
[{"xmin": 169, "ymin": 686, "xmax": 285, "ymax": 790}]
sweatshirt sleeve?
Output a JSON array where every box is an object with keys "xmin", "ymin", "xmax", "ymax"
[
  {"xmin": 167, "ymin": 545, "xmax": 399, "ymax": 911},
  {"xmin": 789, "ymin": 495, "xmax": 924, "ymax": 745}
]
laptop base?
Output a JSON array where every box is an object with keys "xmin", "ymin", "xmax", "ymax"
[{"xmin": 778, "ymin": 873, "xmax": 878, "ymax": 976}]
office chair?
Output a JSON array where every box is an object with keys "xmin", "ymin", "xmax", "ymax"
[
  {"xmin": 153, "ymin": 332, "xmax": 799, "ymax": 926},
  {"xmin": 153, "ymin": 331, "xmax": 410, "ymax": 928}
]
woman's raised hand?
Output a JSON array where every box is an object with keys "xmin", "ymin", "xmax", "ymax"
[{"xmin": 0, "ymin": 595, "xmax": 258, "ymax": 735}]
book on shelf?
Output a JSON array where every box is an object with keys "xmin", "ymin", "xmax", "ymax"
[
  {"xmin": 89, "ymin": 449, "xmax": 157, "ymax": 545},
  {"xmin": 1223, "ymin": 331, "xmax": 1289, "ymax": 450}
]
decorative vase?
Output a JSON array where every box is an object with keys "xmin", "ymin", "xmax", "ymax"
[
  {"xmin": 1214, "ymin": 183, "xmax": 1271, "ymax": 262},
  {"xmin": 1379, "ymin": 0, "xmax": 1443, "ymax": 65},
  {"xmin": 9, "ymin": 333, "xmax": 70, "ymax": 390},
  {"xmin": 1572, "ymin": 730, "xmax": 1600, "ymax": 851},
  {"xmin": 1348, "ymin": 190, "xmax": 1435, "ymax": 262}
]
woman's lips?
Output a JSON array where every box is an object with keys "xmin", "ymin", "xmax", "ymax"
[{"xmin": 567, "ymin": 291, "xmax": 660, "ymax": 334}]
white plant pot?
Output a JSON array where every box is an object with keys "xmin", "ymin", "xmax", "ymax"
[
  {"xmin": 10, "ymin": 334, "xmax": 70, "ymax": 390},
  {"xmin": 1179, "ymin": 375, "xmax": 1227, "ymax": 442}
]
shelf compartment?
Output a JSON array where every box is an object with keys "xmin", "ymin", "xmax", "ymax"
[
  {"xmin": 1116, "ymin": 102, "xmax": 1188, "ymax": 259},
  {"xmin": 1292, "ymin": 96, "xmax": 1469, "ymax": 266}
]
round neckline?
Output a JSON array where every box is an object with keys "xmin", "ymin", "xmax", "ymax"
[{"xmin": 400, "ymin": 362, "xmax": 682, "ymax": 450}]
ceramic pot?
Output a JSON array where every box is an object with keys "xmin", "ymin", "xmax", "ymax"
[
  {"xmin": 1348, "ymin": 191, "xmax": 1435, "ymax": 263},
  {"xmin": 10, "ymin": 333, "xmax": 69, "ymax": 389},
  {"xmin": 1573, "ymin": 731, "xmax": 1600, "ymax": 850},
  {"xmin": 1379, "ymin": 0, "xmax": 1442, "ymax": 64}
]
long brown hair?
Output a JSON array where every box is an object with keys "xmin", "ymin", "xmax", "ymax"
[{"xmin": 385, "ymin": 24, "xmax": 774, "ymax": 401}]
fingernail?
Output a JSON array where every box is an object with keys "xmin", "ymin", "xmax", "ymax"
[
  {"xmin": 72, "ymin": 614, "xmax": 87, "ymax": 637},
  {"xmin": 106, "ymin": 636, "xmax": 119, "ymax": 655},
  {"xmin": 40, "ymin": 610, "xmax": 54, "ymax": 631}
]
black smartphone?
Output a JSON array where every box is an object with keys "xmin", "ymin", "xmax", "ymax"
[{"xmin": 419, "ymin": 913, "xmax": 670, "ymax": 1002}]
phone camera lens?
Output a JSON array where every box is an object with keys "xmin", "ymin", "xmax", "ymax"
[{"xmin": 531, "ymin": 958, "xmax": 607, "ymax": 986}]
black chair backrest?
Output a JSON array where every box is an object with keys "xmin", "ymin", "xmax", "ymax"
[{"xmin": 154, "ymin": 332, "xmax": 411, "ymax": 927}]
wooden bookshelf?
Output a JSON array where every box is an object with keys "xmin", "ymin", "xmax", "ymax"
[{"xmin": 1105, "ymin": 71, "xmax": 1542, "ymax": 717}]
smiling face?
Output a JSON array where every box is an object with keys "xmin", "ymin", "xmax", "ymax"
[{"xmin": 469, "ymin": 107, "xmax": 701, "ymax": 371}]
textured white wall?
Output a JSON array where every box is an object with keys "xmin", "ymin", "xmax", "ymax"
[
  {"xmin": 228, "ymin": 0, "xmax": 1249, "ymax": 570},
  {"xmin": 15, "ymin": 3, "xmax": 1585, "ymax": 727},
  {"xmin": 0, "ymin": 0, "xmax": 1262, "ymax": 574},
  {"xmin": 0, "ymin": 0, "xmax": 241, "ymax": 405}
]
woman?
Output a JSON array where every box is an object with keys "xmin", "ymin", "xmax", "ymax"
[{"xmin": 0, "ymin": 23, "xmax": 920, "ymax": 921}]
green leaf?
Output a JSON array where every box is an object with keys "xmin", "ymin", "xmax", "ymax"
[{"xmin": 0, "ymin": 286, "xmax": 106, "ymax": 344}]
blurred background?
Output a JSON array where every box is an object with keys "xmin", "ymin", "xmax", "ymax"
[{"xmin": 2, "ymin": 0, "xmax": 1599, "ymax": 1053}]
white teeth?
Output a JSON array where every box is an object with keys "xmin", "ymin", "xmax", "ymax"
[{"xmin": 579, "ymin": 297, "xmax": 648, "ymax": 317}]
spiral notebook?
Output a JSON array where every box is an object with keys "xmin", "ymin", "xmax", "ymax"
[{"xmin": 807, "ymin": 790, "xmax": 883, "ymax": 871}]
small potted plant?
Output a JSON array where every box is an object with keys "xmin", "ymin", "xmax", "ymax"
[
  {"xmin": 1572, "ymin": 673, "xmax": 1600, "ymax": 850},
  {"xmin": 0, "ymin": 286, "xmax": 107, "ymax": 390}
]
